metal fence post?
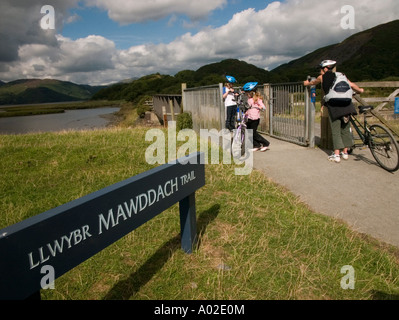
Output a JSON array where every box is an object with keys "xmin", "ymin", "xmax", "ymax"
[
  {"xmin": 181, "ymin": 83, "xmax": 187, "ymax": 112},
  {"xmin": 269, "ymin": 85, "xmax": 274, "ymax": 136},
  {"xmin": 304, "ymin": 83, "xmax": 316, "ymax": 148},
  {"xmin": 309, "ymin": 86, "xmax": 316, "ymax": 148},
  {"xmin": 219, "ymin": 83, "xmax": 225, "ymax": 131}
]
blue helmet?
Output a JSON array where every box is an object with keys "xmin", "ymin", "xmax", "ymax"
[
  {"xmin": 226, "ymin": 75, "xmax": 237, "ymax": 83},
  {"xmin": 243, "ymin": 82, "xmax": 258, "ymax": 92}
]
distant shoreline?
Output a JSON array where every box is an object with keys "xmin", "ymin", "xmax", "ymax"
[
  {"xmin": 0, "ymin": 100, "xmax": 122, "ymax": 118},
  {"xmin": 0, "ymin": 101, "xmax": 86, "ymax": 108},
  {"xmin": 0, "ymin": 107, "xmax": 121, "ymax": 135},
  {"xmin": 100, "ymin": 110, "xmax": 124, "ymax": 127}
]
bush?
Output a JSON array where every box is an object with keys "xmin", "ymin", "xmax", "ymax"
[
  {"xmin": 135, "ymin": 95, "xmax": 153, "ymax": 118},
  {"xmin": 136, "ymin": 105, "xmax": 152, "ymax": 118},
  {"xmin": 176, "ymin": 112, "xmax": 193, "ymax": 131}
]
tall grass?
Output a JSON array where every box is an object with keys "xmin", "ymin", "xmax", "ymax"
[{"xmin": 1, "ymin": 128, "xmax": 399, "ymax": 300}]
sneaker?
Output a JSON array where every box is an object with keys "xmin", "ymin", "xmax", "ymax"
[
  {"xmin": 341, "ymin": 152, "xmax": 349, "ymax": 160},
  {"xmin": 260, "ymin": 146, "xmax": 269, "ymax": 152},
  {"xmin": 328, "ymin": 154, "xmax": 341, "ymax": 163},
  {"xmin": 250, "ymin": 147, "xmax": 260, "ymax": 152}
]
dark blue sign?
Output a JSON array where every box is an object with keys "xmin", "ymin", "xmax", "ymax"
[
  {"xmin": 395, "ymin": 97, "xmax": 399, "ymax": 114},
  {"xmin": 0, "ymin": 152, "xmax": 205, "ymax": 300}
]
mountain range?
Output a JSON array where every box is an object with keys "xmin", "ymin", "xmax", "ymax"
[
  {"xmin": 93, "ymin": 20, "xmax": 399, "ymax": 103},
  {"xmin": 272, "ymin": 19, "xmax": 399, "ymax": 82},
  {"xmin": 1, "ymin": 20, "xmax": 398, "ymax": 105},
  {"xmin": 0, "ymin": 79, "xmax": 105, "ymax": 105}
]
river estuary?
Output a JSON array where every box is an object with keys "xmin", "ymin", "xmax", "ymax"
[{"xmin": 0, "ymin": 107, "xmax": 120, "ymax": 135}]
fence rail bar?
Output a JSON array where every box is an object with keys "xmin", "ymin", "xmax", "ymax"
[
  {"xmin": 357, "ymin": 82, "xmax": 399, "ymax": 88},
  {"xmin": 353, "ymin": 95, "xmax": 399, "ymax": 139}
]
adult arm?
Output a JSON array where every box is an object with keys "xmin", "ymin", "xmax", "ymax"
[
  {"xmin": 303, "ymin": 75, "xmax": 322, "ymax": 87},
  {"xmin": 349, "ymin": 81, "xmax": 364, "ymax": 94}
]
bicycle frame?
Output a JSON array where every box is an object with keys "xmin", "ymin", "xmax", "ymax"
[
  {"xmin": 349, "ymin": 105, "xmax": 399, "ymax": 172},
  {"xmin": 235, "ymin": 114, "xmax": 248, "ymax": 143},
  {"xmin": 234, "ymin": 90, "xmax": 248, "ymax": 129},
  {"xmin": 349, "ymin": 112, "xmax": 371, "ymax": 147},
  {"xmin": 231, "ymin": 114, "xmax": 248, "ymax": 159}
]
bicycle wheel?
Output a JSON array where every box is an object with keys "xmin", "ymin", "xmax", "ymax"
[
  {"xmin": 368, "ymin": 124, "xmax": 399, "ymax": 172},
  {"xmin": 231, "ymin": 127, "xmax": 246, "ymax": 158},
  {"xmin": 240, "ymin": 127, "xmax": 246, "ymax": 156}
]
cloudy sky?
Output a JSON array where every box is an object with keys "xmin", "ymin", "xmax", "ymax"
[{"xmin": 0, "ymin": 0, "xmax": 398, "ymax": 85}]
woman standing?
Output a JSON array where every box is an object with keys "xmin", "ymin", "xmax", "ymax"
[
  {"xmin": 304, "ymin": 60, "xmax": 364, "ymax": 163},
  {"xmin": 246, "ymin": 92, "xmax": 270, "ymax": 152}
]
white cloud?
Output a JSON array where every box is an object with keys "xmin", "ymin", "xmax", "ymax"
[
  {"xmin": 65, "ymin": 13, "xmax": 81, "ymax": 25},
  {"xmin": 2, "ymin": 35, "xmax": 117, "ymax": 85},
  {"xmin": 54, "ymin": 35, "xmax": 116, "ymax": 73},
  {"xmin": 112, "ymin": 0, "xmax": 399, "ymax": 76},
  {"xmin": 136, "ymin": 0, "xmax": 399, "ymax": 71},
  {"xmin": 84, "ymin": 0, "xmax": 227, "ymax": 24},
  {"xmin": 0, "ymin": 0, "xmax": 79, "ymax": 62},
  {"xmin": 0, "ymin": 0, "xmax": 398, "ymax": 85}
]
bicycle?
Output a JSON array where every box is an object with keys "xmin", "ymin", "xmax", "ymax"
[
  {"xmin": 225, "ymin": 77, "xmax": 258, "ymax": 159},
  {"xmin": 349, "ymin": 104, "xmax": 399, "ymax": 172},
  {"xmin": 231, "ymin": 112, "xmax": 248, "ymax": 159},
  {"xmin": 231, "ymin": 86, "xmax": 253, "ymax": 158}
]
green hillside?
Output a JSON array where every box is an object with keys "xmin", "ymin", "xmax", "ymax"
[
  {"xmin": 0, "ymin": 79, "xmax": 104, "ymax": 105},
  {"xmin": 2, "ymin": 20, "xmax": 398, "ymax": 105},
  {"xmin": 92, "ymin": 73, "xmax": 182, "ymax": 103},
  {"xmin": 91, "ymin": 62, "xmax": 269, "ymax": 103},
  {"xmin": 93, "ymin": 20, "xmax": 399, "ymax": 103},
  {"xmin": 194, "ymin": 59, "xmax": 270, "ymax": 84},
  {"xmin": 271, "ymin": 20, "xmax": 399, "ymax": 82}
]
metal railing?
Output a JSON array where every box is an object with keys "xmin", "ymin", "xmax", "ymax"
[
  {"xmin": 183, "ymin": 82, "xmax": 315, "ymax": 147},
  {"xmin": 265, "ymin": 82, "xmax": 314, "ymax": 147},
  {"xmin": 182, "ymin": 84, "xmax": 225, "ymax": 132}
]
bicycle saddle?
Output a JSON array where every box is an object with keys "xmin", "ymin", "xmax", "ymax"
[{"xmin": 359, "ymin": 105, "xmax": 374, "ymax": 114}]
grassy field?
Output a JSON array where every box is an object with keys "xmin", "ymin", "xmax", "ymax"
[{"xmin": 1, "ymin": 127, "xmax": 399, "ymax": 300}]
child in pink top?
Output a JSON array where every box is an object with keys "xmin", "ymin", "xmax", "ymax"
[
  {"xmin": 247, "ymin": 93, "xmax": 266, "ymax": 120},
  {"xmin": 246, "ymin": 92, "xmax": 270, "ymax": 152}
]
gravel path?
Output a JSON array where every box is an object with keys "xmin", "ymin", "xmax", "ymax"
[{"xmin": 253, "ymin": 135, "xmax": 399, "ymax": 248}]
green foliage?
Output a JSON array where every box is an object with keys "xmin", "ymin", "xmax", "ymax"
[
  {"xmin": 92, "ymin": 73, "xmax": 181, "ymax": 104},
  {"xmin": 174, "ymin": 70, "xmax": 196, "ymax": 87},
  {"xmin": 195, "ymin": 59, "xmax": 270, "ymax": 84},
  {"xmin": 92, "ymin": 59, "xmax": 272, "ymax": 104},
  {"xmin": 176, "ymin": 112, "xmax": 193, "ymax": 131},
  {"xmin": 136, "ymin": 105, "xmax": 151, "ymax": 118},
  {"xmin": 92, "ymin": 83, "xmax": 126, "ymax": 101},
  {"xmin": 134, "ymin": 95, "xmax": 153, "ymax": 118}
]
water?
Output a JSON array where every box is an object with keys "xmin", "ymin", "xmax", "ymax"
[{"xmin": 0, "ymin": 107, "xmax": 120, "ymax": 135}]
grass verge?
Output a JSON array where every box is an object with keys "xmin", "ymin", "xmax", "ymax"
[{"xmin": 0, "ymin": 128, "xmax": 399, "ymax": 300}]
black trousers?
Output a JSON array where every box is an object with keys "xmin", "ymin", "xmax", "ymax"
[
  {"xmin": 225, "ymin": 105, "xmax": 237, "ymax": 130},
  {"xmin": 246, "ymin": 118, "xmax": 270, "ymax": 148}
]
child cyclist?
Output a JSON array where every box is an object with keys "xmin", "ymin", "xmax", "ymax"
[
  {"xmin": 246, "ymin": 91, "xmax": 270, "ymax": 152},
  {"xmin": 223, "ymin": 82, "xmax": 238, "ymax": 131}
]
